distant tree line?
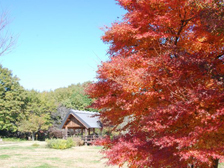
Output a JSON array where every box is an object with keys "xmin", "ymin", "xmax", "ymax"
[{"xmin": 0, "ymin": 64, "xmax": 95, "ymax": 140}]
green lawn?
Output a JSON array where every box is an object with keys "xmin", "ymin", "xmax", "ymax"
[{"xmin": 219, "ymin": 163, "xmax": 224, "ymax": 168}]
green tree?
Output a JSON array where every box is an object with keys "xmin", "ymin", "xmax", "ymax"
[
  {"xmin": 48, "ymin": 82, "xmax": 97, "ymax": 128},
  {"xmin": 61, "ymin": 84, "xmax": 93, "ymax": 111},
  {"xmin": 52, "ymin": 82, "xmax": 96, "ymax": 111},
  {"xmin": 0, "ymin": 65, "xmax": 26, "ymax": 132},
  {"xmin": 25, "ymin": 90, "xmax": 56, "ymax": 116},
  {"xmin": 24, "ymin": 90, "xmax": 56, "ymax": 135},
  {"xmin": 17, "ymin": 113, "xmax": 51, "ymax": 141}
]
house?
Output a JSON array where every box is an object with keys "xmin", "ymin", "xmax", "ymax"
[{"xmin": 60, "ymin": 109, "xmax": 103, "ymax": 145}]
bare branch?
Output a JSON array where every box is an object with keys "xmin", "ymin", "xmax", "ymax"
[{"xmin": 0, "ymin": 12, "xmax": 16, "ymax": 57}]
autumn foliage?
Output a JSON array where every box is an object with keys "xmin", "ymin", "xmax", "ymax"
[{"xmin": 87, "ymin": 0, "xmax": 224, "ymax": 167}]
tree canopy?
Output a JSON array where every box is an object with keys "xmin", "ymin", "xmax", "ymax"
[
  {"xmin": 49, "ymin": 82, "xmax": 97, "ymax": 127},
  {"xmin": 0, "ymin": 65, "xmax": 26, "ymax": 131},
  {"xmin": 51, "ymin": 82, "xmax": 96, "ymax": 111},
  {"xmin": 0, "ymin": 63, "xmax": 95, "ymax": 137},
  {"xmin": 18, "ymin": 113, "xmax": 51, "ymax": 141},
  {"xmin": 87, "ymin": 0, "xmax": 224, "ymax": 167}
]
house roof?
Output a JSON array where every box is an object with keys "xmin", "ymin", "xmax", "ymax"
[{"xmin": 60, "ymin": 109, "xmax": 102, "ymax": 129}]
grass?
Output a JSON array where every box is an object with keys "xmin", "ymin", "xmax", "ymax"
[
  {"xmin": 1, "ymin": 137, "xmax": 26, "ymax": 142},
  {"xmin": 33, "ymin": 163, "xmax": 57, "ymax": 168},
  {"xmin": 0, "ymin": 154, "xmax": 10, "ymax": 159},
  {"xmin": 0, "ymin": 141, "xmax": 118, "ymax": 168},
  {"xmin": 93, "ymin": 146, "xmax": 103, "ymax": 150},
  {"xmin": 32, "ymin": 143, "xmax": 40, "ymax": 147},
  {"xmin": 45, "ymin": 157, "xmax": 61, "ymax": 161},
  {"xmin": 1, "ymin": 141, "xmax": 222, "ymax": 168},
  {"xmin": 0, "ymin": 146, "xmax": 22, "ymax": 150},
  {"xmin": 219, "ymin": 163, "xmax": 224, "ymax": 168}
]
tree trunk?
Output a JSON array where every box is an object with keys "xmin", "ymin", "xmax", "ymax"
[
  {"xmin": 212, "ymin": 159, "xmax": 219, "ymax": 168},
  {"xmin": 32, "ymin": 132, "xmax": 35, "ymax": 141},
  {"xmin": 187, "ymin": 163, "xmax": 194, "ymax": 168}
]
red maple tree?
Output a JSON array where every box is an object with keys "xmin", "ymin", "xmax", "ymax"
[{"xmin": 87, "ymin": 0, "xmax": 224, "ymax": 167}]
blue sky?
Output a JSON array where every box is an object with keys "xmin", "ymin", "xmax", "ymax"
[{"xmin": 0, "ymin": 0, "xmax": 126, "ymax": 91}]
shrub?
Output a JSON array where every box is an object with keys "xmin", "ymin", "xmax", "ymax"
[
  {"xmin": 46, "ymin": 138, "xmax": 74, "ymax": 149},
  {"xmin": 73, "ymin": 136, "xmax": 84, "ymax": 146},
  {"xmin": 66, "ymin": 137, "xmax": 74, "ymax": 148},
  {"xmin": 48, "ymin": 127, "xmax": 65, "ymax": 139}
]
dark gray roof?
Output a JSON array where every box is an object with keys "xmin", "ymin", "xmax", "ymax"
[{"xmin": 60, "ymin": 109, "xmax": 102, "ymax": 129}]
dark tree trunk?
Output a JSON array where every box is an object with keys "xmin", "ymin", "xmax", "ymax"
[
  {"xmin": 187, "ymin": 163, "xmax": 194, "ymax": 168},
  {"xmin": 212, "ymin": 159, "xmax": 219, "ymax": 168}
]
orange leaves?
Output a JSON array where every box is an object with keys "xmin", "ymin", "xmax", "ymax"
[
  {"xmin": 97, "ymin": 53, "xmax": 151, "ymax": 93},
  {"xmin": 216, "ymin": 63, "xmax": 224, "ymax": 75},
  {"xmin": 88, "ymin": 0, "xmax": 224, "ymax": 167}
]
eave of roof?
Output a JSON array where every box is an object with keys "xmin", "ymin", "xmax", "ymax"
[{"xmin": 60, "ymin": 109, "xmax": 101, "ymax": 129}]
